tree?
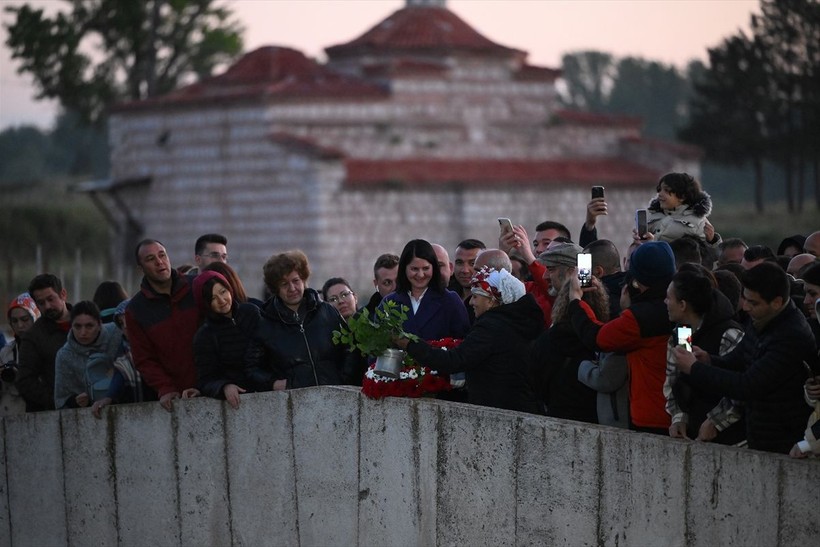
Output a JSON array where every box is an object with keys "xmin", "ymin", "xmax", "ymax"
[
  {"xmin": 560, "ymin": 51, "xmax": 694, "ymax": 140},
  {"xmin": 607, "ymin": 57, "xmax": 691, "ymax": 140},
  {"xmin": 680, "ymin": 34, "xmax": 771, "ymax": 212},
  {"xmin": 680, "ymin": 0, "xmax": 820, "ymax": 212},
  {"xmin": 4, "ymin": 0, "xmax": 244, "ymax": 125},
  {"xmin": 559, "ymin": 51, "xmax": 615, "ymax": 111}
]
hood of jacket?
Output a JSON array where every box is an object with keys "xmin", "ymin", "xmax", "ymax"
[
  {"xmin": 192, "ymin": 270, "xmax": 235, "ymax": 318},
  {"xmin": 648, "ymin": 191, "xmax": 712, "ymax": 218},
  {"xmin": 64, "ymin": 322, "xmax": 122, "ymax": 357}
]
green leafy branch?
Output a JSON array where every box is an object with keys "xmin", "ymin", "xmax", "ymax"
[{"xmin": 332, "ymin": 300, "xmax": 419, "ymax": 357}]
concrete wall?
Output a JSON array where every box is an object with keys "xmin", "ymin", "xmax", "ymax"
[{"xmin": 2, "ymin": 387, "xmax": 817, "ymax": 546}]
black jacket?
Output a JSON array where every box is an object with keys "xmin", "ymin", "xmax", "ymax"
[
  {"xmin": 406, "ymin": 293, "xmax": 544, "ymax": 414},
  {"xmin": 688, "ymin": 300, "xmax": 816, "ymax": 454},
  {"xmin": 245, "ymin": 288, "xmax": 349, "ymax": 390},
  {"xmin": 672, "ymin": 289, "xmax": 745, "ymax": 443},
  {"xmin": 193, "ymin": 302, "xmax": 261, "ymax": 398},
  {"xmin": 531, "ymin": 320, "xmax": 598, "ymax": 423}
]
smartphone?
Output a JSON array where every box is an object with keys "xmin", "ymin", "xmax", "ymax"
[
  {"xmin": 591, "ymin": 186, "xmax": 605, "ymax": 199},
  {"xmin": 577, "ymin": 253, "xmax": 592, "ymax": 288},
  {"xmin": 635, "ymin": 209, "xmax": 648, "ymax": 237},
  {"xmin": 498, "ymin": 217, "xmax": 514, "ymax": 236},
  {"xmin": 676, "ymin": 326, "xmax": 692, "ymax": 352}
]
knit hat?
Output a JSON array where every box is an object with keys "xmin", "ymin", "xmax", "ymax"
[
  {"xmin": 470, "ymin": 266, "xmax": 526, "ymax": 305},
  {"xmin": 629, "ymin": 241, "xmax": 676, "ymax": 287},
  {"xmin": 192, "ymin": 270, "xmax": 231, "ymax": 314},
  {"xmin": 7, "ymin": 292, "xmax": 40, "ymax": 322},
  {"xmin": 537, "ymin": 242, "xmax": 583, "ymax": 268}
]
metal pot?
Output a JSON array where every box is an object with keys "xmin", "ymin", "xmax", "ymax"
[{"xmin": 374, "ymin": 348, "xmax": 406, "ymax": 379}]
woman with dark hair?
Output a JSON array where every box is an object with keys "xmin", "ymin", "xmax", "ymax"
[
  {"xmin": 192, "ymin": 271, "xmax": 260, "ymax": 408},
  {"xmin": 245, "ymin": 250, "xmax": 349, "ymax": 390},
  {"xmin": 92, "ymin": 281, "xmax": 128, "ymax": 324},
  {"xmin": 321, "ymin": 277, "xmax": 359, "ymax": 320},
  {"xmin": 53, "ymin": 300, "xmax": 123, "ymax": 409},
  {"xmin": 202, "ymin": 261, "xmax": 265, "ymax": 308},
  {"xmin": 663, "ymin": 269, "xmax": 745, "ymax": 444},
  {"xmin": 643, "ymin": 172, "xmax": 716, "ymax": 244},
  {"xmin": 381, "ymin": 239, "xmax": 469, "ymax": 342}
]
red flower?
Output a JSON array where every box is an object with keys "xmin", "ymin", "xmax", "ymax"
[{"xmin": 361, "ymin": 338, "xmax": 461, "ymax": 400}]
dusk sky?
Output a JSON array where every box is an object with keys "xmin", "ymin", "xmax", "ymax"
[{"xmin": 0, "ymin": 0, "xmax": 758, "ymax": 130}]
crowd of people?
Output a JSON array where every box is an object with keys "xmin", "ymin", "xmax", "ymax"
[{"xmin": 2, "ymin": 173, "xmax": 819, "ymax": 458}]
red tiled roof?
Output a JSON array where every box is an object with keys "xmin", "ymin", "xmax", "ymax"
[
  {"xmin": 344, "ymin": 158, "xmax": 660, "ymax": 188},
  {"xmin": 112, "ymin": 47, "xmax": 388, "ymax": 111},
  {"xmin": 269, "ymin": 132, "xmax": 345, "ymax": 160},
  {"xmin": 620, "ymin": 136, "xmax": 703, "ymax": 159},
  {"xmin": 325, "ymin": 5, "xmax": 523, "ymax": 59},
  {"xmin": 555, "ymin": 109, "xmax": 643, "ymax": 129},
  {"xmin": 515, "ymin": 65, "xmax": 562, "ymax": 82}
]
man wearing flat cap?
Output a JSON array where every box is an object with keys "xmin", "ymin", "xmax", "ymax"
[{"xmin": 538, "ymin": 242, "xmax": 584, "ymax": 299}]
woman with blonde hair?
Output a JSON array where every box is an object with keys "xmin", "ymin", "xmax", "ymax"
[{"xmin": 531, "ymin": 271, "xmax": 609, "ymax": 423}]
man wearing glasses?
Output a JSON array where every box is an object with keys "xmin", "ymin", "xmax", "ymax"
[{"xmin": 194, "ymin": 233, "xmax": 229, "ymax": 269}]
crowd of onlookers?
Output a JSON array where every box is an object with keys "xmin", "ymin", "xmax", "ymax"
[{"xmin": 2, "ymin": 172, "xmax": 819, "ymax": 458}]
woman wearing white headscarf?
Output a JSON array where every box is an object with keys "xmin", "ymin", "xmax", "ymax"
[{"xmin": 395, "ymin": 266, "xmax": 544, "ymax": 414}]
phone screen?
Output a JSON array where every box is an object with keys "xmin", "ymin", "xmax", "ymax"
[
  {"xmin": 676, "ymin": 326, "xmax": 692, "ymax": 351},
  {"xmin": 577, "ymin": 253, "xmax": 592, "ymax": 288},
  {"xmin": 635, "ymin": 209, "xmax": 648, "ymax": 237}
]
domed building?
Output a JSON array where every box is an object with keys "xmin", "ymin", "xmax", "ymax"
[{"xmin": 85, "ymin": 0, "xmax": 699, "ymax": 296}]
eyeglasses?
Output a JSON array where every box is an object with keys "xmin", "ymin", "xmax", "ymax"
[
  {"xmin": 327, "ymin": 290, "xmax": 354, "ymax": 304},
  {"xmin": 200, "ymin": 252, "xmax": 228, "ymax": 262}
]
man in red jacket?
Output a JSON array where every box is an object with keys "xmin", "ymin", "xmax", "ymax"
[
  {"xmin": 125, "ymin": 239, "xmax": 200, "ymax": 411},
  {"xmin": 499, "ymin": 220, "xmax": 571, "ymax": 327}
]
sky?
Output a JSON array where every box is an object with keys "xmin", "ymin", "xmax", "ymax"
[{"xmin": 0, "ymin": 0, "xmax": 758, "ymax": 131}]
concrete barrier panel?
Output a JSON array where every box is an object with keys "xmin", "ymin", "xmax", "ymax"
[
  {"xmin": 515, "ymin": 417, "xmax": 602, "ymax": 546},
  {"xmin": 687, "ymin": 444, "xmax": 779, "ymax": 546},
  {"xmin": 5, "ymin": 412, "xmax": 67, "ymax": 547},
  {"xmin": 61, "ymin": 409, "xmax": 118, "ymax": 546},
  {"xmin": 0, "ymin": 421, "xmax": 10, "ymax": 547},
  {"xmin": 290, "ymin": 387, "xmax": 360, "ymax": 547},
  {"xmin": 358, "ymin": 395, "xmax": 441, "ymax": 546},
  {"xmin": 224, "ymin": 391, "xmax": 298, "ymax": 547},
  {"xmin": 176, "ymin": 398, "xmax": 231, "ymax": 546},
  {"xmin": 599, "ymin": 432, "xmax": 687, "ymax": 546},
  {"xmin": 778, "ymin": 457, "xmax": 820, "ymax": 544},
  {"xmin": 113, "ymin": 401, "xmax": 179, "ymax": 546},
  {"xmin": 435, "ymin": 403, "xmax": 518, "ymax": 547}
]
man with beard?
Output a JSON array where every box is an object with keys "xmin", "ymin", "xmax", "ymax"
[
  {"xmin": 125, "ymin": 239, "xmax": 200, "ymax": 411},
  {"xmin": 16, "ymin": 274, "xmax": 72, "ymax": 411}
]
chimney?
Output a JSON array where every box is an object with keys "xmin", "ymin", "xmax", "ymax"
[{"xmin": 406, "ymin": 0, "xmax": 447, "ymax": 7}]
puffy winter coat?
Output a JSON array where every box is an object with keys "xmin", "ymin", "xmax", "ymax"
[
  {"xmin": 125, "ymin": 271, "xmax": 200, "ymax": 397},
  {"xmin": 245, "ymin": 288, "xmax": 348, "ymax": 390},
  {"xmin": 571, "ymin": 284, "xmax": 673, "ymax": 429},
  {"xmin": 194, "ymin": 302, "xmax": 260, "ymax": 398},
  {"xmin": 646, "ymin": 193, "xmax": 712, "ymax": 243},
  {"xmin": 688, "ymin": 300, "xmax": 816, "ymax": 454},
  {"xmin": 53, "ymin": 322, "xmax": 123, "ymax": 409},
  {"xmin": 406, "ymin": 293, "xmax": 544, "ymax": 414}
]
